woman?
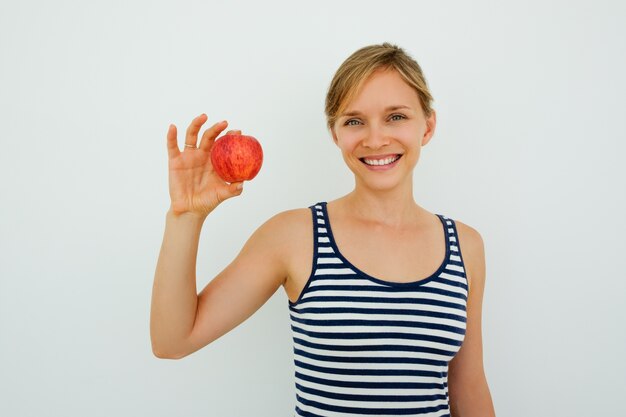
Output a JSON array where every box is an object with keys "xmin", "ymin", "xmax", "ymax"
[{"xmin": 151, "ymin": 42, "xmax": 495, "ymax": 416}]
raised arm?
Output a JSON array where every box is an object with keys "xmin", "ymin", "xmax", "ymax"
[{"xmin": 150, "ymin": 114, "xmax": 289, "ymax": 359}]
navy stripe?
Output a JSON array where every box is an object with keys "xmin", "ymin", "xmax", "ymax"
[
  {"xmin": 290, "ymin": 315, "xmax": 466, "ymax": 335},
  {"xmin": 296, "ymin": 393, "xmax": 450, "ymax": 415},
  {"xmin": 295, "ymin": 405, "xmax": 326, "ymax": 417},
  {"xmin": 290, "ymin": 295, "xmax": 466, "ymax": 312},
  {"xmin": 293, "ymin": 349, "xmax": 449, "ymax": 374},
  {"xmin": 296, "ymin": 382, "xmax": 447, "ymax": 403},
  {"xmin": 294, "ymin": 347, "xmax": 448, "ymax": 367},
  {"xmin": 292, "ymin": 306, "xmax": 467, "ymax": 323}
]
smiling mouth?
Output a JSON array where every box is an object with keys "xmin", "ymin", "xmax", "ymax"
[{"xmin": 359, "ymin": 154, "xmax": 402, "ymax": 166}]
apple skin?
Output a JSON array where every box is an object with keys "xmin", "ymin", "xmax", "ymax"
[{"xmin": 210, "ymin": 134, "xmax": 263, "ymax": 183}]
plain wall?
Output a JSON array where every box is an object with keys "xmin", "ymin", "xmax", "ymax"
[{"xmin": 1, "ymin": 0, "xmax": 625, "ymax": 416}]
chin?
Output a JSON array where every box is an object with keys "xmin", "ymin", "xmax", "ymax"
[{"xmin": 354, "ymin": 174, "xmax": 409, "ymax": 192}]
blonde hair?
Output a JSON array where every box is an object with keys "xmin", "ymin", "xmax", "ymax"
[{"xmin": 324, "ymin": 42, "xmax": 434, "ymax": 131}]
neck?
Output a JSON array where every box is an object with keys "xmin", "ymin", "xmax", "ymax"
[{"xmin": 341, "ymin": 177, "xmax": 423, "ymax": 228}]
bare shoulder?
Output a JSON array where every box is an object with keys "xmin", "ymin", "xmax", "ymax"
[
  {"xmin": 257, "ymin": 207, "xmax": 314, "ymax": 299},
  {"xmin": 249, "ymin": 206, "xmax": 312, "ymax": 276},
  {"xmin": 453, "ymin": 219, "xmax": 486, "ymax": 293},
  {"xmin": 257, "ymin": 207, "xmax": 312, "ymax": 241},
  {"xmin": 454, "ymin": 219, "xmax": 484, "ymax": 251}
]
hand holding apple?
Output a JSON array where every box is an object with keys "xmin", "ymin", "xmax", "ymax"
[
  {"xmin": 210, "ymin": 133, "xmax": 263, "ymax": 183},
  {"xmin": 166, "ymin": 114, "xmax": 250, "ymax": 217}
]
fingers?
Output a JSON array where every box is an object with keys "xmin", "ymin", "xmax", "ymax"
[
  {"xmin": 166, "ymin": 124, "xmax": 180, "ymax": 159},
  {"xmin": 168, "ymin": 115, "xmax": 232, "ymax": 156},
  {"xmin": 184, "ymin": 113, "xmax": 208, "ymax": 148},
  {"xmin": 199, "ymin": 120, "xmax": 230, "ymax": 151},
  {"xmin": 216, "ymin": 182, "xmax": 244, "ymax": 205}
]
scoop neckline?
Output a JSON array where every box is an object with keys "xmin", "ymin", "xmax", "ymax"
[{"xmin": 319, "ymin": 201, "xmax": 450, "ymax": 288}]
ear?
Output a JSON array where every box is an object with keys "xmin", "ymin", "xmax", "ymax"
[
  {"xmin": 421, "ymin": 110, "xmax": 437, "ymax": 146},
  {"xmin": 330, "ymin": 126, "xmax": 339, "ymax": 145}
]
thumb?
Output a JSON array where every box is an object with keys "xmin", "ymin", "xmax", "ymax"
[{"xmin": 219, "ymin": 181, "xmax": 244, "ymax": 202}]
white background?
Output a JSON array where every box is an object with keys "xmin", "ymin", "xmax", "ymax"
[{"xmin": 1, "ymin": 1, "xmax": 625, "ymax": 416}]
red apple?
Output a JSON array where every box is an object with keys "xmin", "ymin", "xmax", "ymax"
[{"xmin": 210, "ymin": 133, "xmax": 263, "ymax": 183}]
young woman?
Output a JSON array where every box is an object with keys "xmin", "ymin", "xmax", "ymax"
[{"xmin": 151, "ymin": 42, "xmax": 496, "ymax": 416}]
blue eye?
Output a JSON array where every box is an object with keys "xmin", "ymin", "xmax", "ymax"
[
  {"xmin": 345, "ymin": 119, "xmax": 361, "ymax": 126},
  {"xmin": 391, "ymin": 114, "xmax": 406, "ymax": 121}
]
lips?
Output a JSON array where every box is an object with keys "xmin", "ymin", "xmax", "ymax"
[{"xmin": 359, "ymin": 154, "xmax": 403, "ymax": 166}]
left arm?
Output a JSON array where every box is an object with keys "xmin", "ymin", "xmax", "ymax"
[{"xmin": 448, "ymin": 221, "xmax": 496, "ymax": 416}]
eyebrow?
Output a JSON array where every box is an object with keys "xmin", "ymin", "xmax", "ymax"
[{"xmin": 340, "ymin": 105, "xmax": 412, "ymax": 117}]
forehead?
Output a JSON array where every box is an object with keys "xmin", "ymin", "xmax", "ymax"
[{"xmin": 340, "ymin": 69, "xmax": 419, "ymax": 115}]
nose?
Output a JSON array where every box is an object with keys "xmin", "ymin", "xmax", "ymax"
[{"xmin": 361, "ymin": 124, "xmax": 390, "ymax": 149}]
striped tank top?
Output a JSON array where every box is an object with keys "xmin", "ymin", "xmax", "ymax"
[{"xmin": 288, "ymin": 202, "xmax": 468, "ymax": 417}]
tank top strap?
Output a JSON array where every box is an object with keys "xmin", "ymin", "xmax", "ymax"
[
  {"xmin": 308, "ymin": 202, "xmax": 332, "ymax": 267},
  {"xmin": 308, "ymin": 202, "xmax": 329, "ymax": 239},
  {"xmin": 437, "ymin": 214, "xmax": 469, "ymax": 288}
]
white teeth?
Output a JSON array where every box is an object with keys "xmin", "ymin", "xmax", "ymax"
[{"xmin": 363, "ymin": 155, "xmax": 400, "ymax": 166}]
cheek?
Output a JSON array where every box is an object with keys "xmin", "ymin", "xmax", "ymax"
[
  {"xmin": 398, "ymin": 124, "xmax": 423, "ymax": 145},
  {"xmin": 335, "ymin": 130, "xmax": 362, "ymax": 152}
]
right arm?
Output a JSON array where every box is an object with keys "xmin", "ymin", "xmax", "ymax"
[{"xmin": 150, "ymin": 113, "xmax": 293, "ymax": 359}]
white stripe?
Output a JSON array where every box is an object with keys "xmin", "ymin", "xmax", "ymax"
[
  {"xmin": 317, "ymin": 257, "xmax": 344, "ymax": 265},
  {"xmin": 290, "ymin": 311, "xmax": 466, "ymax": 329},
  {"xmin": 318, "ymin": 227, "xmax": 328, "ymax": 233},
  {"xmin": 445, "ymin": 263, "xmax": 465, "ymax": 274},
  {"xmin": 314, "ymin": 268, "xmax": 356, "ymax": 276},
  {"xmin": 309, "ymin": 278, "xmax": 377, "ymax": 287},
  {"xmin": 296, "ymin": 386, "xmax": 449, "ymax": 410},
  {"xmin": 300, "ymin": 289, "xmax": 466, "ymax": 305},
  {"xmin": 317, "ymin": 218, "xmax": 326, "ymax": 225},
  {"xmin": 318, "ymin": 246, "xmax": 335, "ymax": 254},
  {"xmin": 292, "ymin": 342, "xmax": 454, "ymax": 367},
  {"xmin": 291, "ymin": 300, "xmax": 465, "ymax": 318},
  {"xmin": 426, "ymin": 280, "xmax": 468, "ymax": 298},
  {"xmin": 439, "ymin": 271, "xmax": 467, "ymax": 285},
  {"xmin": 318, "ymin": 237, "xmax": 330, "ymax": 243}
]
